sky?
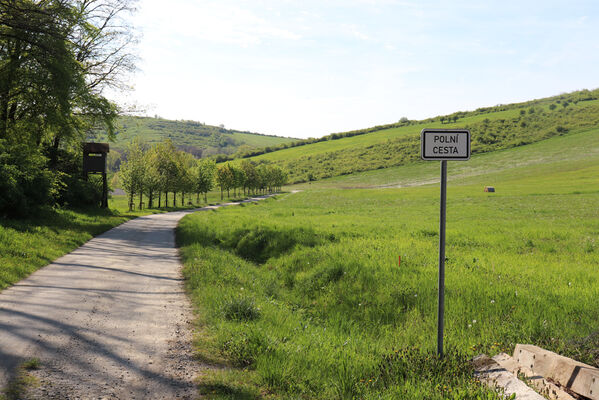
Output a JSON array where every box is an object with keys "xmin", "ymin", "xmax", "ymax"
[{"xmin": 116, "ymin": 0, "xmax": 599, "ymax": 139}]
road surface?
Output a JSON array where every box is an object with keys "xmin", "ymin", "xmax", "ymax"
[{"xmin": 0, "ymin": 197, "xmax": 271, "ymax": 399}]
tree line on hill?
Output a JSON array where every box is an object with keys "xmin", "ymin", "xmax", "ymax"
[
  {"xmin": 0, "ymin": 0, "xmax": 136, "ymax": 218},
  {"xmin": 119, "ymin": 139, "xmax": 288, "ymax": 211}
]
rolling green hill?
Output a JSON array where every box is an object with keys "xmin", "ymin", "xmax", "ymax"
[
  {"xmin": 293, "ymin": 124, "xmax": 599, "ymax": 190},
  {"xmin": 236, "ymin": 89, "xmax": 599, "ymax": 183},
  {"xmin": 88, "ymin": 115, "xmax": 294, "ymax": 167}
]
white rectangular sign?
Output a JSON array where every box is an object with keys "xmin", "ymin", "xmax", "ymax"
[{"xmin": 421, "ymin": 129, "xmax": 471, "ymax": 161}]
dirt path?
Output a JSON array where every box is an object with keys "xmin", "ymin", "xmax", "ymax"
[{"xmin": 0, "ymin": 196, "xmax": 272, "ymax": 399}]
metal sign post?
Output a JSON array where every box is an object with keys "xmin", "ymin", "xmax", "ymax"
[{"xmin": 421, "ymin": 129, "xmax": 470, "ymax": 357}]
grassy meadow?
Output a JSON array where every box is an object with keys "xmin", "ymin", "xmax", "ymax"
[{"xmin": 177, "ymin": 128, "xmax": 599, "ymax": 399}]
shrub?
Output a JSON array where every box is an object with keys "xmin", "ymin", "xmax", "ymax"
[
  {"xmin": 56, "ymin": 173, "xmax": 105, "ymax": 208},
  {"xmin": 0, "ymin": 141, "xmax": 54, "ymax": 218}
]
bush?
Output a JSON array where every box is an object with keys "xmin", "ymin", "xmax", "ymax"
[
  {"xmin": 0, "ymin": 141, "xmax": 54, "ymax": 218},
  {"xmin": 56, "ymin": 173, "xmax": 105, "ymax": 208}
]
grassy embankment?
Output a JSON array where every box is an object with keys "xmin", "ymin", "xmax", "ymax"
[
  {"xmin": 239, "ymin": 89, "xmax": 599, "ymax": 183},
  {"xmin": 177, "ymin": 127, "xmax": 599, "ymax": 399},
  {"xmin": 0, "ymin": 190, "xmax": 249, "ymax": 292}
]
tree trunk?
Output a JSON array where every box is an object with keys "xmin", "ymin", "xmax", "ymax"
[
  {"xmin": 148, "ymin": 190, "xmax": 153, "ymax": 208},
  {"xmin": 181, "ymin": 192, "xmax": 184, "ymax": 206},
  {"xmin": 220, "ymin": 188, "xmax": 223, "ymax": 200},
  {"xmin": 128, "ymin": 192, "xmax": 134, "ymax": 211},
  {"xmin": 173, "ymin": 191, "xmax": 177, "ymax": 207},
  {"xmin": 49, "ymin": 135, "xmax": 60, "ymax": 167},
  {"xmin": 165, "ymin": 191, "xmax": 169, "ymax": 207},
  {"xmin": 204, "ymin": 192, "xmax": 207, "ymax": 203},
  {"xmin": 139, "ymin": 190, "xmax": 143, "ymax": 210},
  {"xmin": 158, "ymin": 191, "xmax": 161, "ymax": 208}
]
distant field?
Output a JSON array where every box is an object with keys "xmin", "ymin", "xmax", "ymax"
[{"xmin": 178, "ymin": 129, "xmax": 599, "ymax": 399}]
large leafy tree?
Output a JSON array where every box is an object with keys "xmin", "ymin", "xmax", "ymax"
[
  {"xmin": 154, "ymin": 139, "xmax": 178, "ymax": 207},
  {"xmin": 0, "ymin": 0, "xmax": 135, "ymax": 149},
  {"xmin": 0, "ymin": 0, "xmax": 136, "ymax": 215}
]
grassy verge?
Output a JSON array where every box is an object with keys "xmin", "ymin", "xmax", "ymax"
[
  {"xmin": 0, "ymin": 359, "xmax": 40, "ymax": 400},
  {"xmin": 0, "ymin": 190, "xmax": 251, "ymax": 292},
  {"xmin": 178, "ymin": 151, "xmax": 599, "ymax": 398}
]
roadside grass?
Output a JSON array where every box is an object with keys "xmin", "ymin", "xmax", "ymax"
[
  {"xmin": 0, "ymin": 190, "xmax": 251, "ymax": 292},
  {"xmin": 178, "ymin": 141, "xmax": 599, "ymax": 398},
  {"xmin": 0, "ymin": 359, "xmax": 41, "ymax": 400}
]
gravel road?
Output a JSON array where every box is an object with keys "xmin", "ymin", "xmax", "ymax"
[{"xmin": 0, "ymin": 197, "xmax": 271, "ymax": 399}]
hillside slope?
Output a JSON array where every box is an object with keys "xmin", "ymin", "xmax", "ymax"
[
  {"xmin": 239, "ymin": 89, "xmax": 599, "ymax": 183},
  {"xmin": 293, "ymin": 125, "xmax": 599, "ymax": 191},
  {"xmin": 89, "ymin": 115, "xmax": 294, "ymax": 158}
]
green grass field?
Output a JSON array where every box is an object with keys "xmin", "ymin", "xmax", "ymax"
[{"xmin": 177, "ymin": 127, "xmax": 599, "ymax": 399}]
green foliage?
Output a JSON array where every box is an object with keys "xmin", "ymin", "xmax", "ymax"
[
  {"xmin": 195, "ymin": 159, "xmax": 216, "ymax": 202},
  {"xmin": 0, "ymin": 141, "xmax": 53, "ymax": 217},
  {"xmin": 120, "ymin": 138, "xmax": 147, "ymax": 209},
  {"xmin": 118, "ymin": 139, "xmax": 290, "ymax": 208},
  {"xmin": 216, "ymin": 163, "xmax": 235, "ymax": 198},
  {"xmin": 57, "ymin": 174, "xmax": 105, "ymax": 208},
  {"xmin": 0, "ymin": 0, "xmax": 136, "ymax": 216}
]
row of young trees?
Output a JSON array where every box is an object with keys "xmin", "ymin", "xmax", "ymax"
[{"xmin": 119, "ymin": 139, "xmax": 288, "ymax": 210}]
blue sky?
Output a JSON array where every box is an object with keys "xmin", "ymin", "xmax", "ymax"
[{"xmin": 120, "ymin": 0, "xmax": 599, "ymax": 138}]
